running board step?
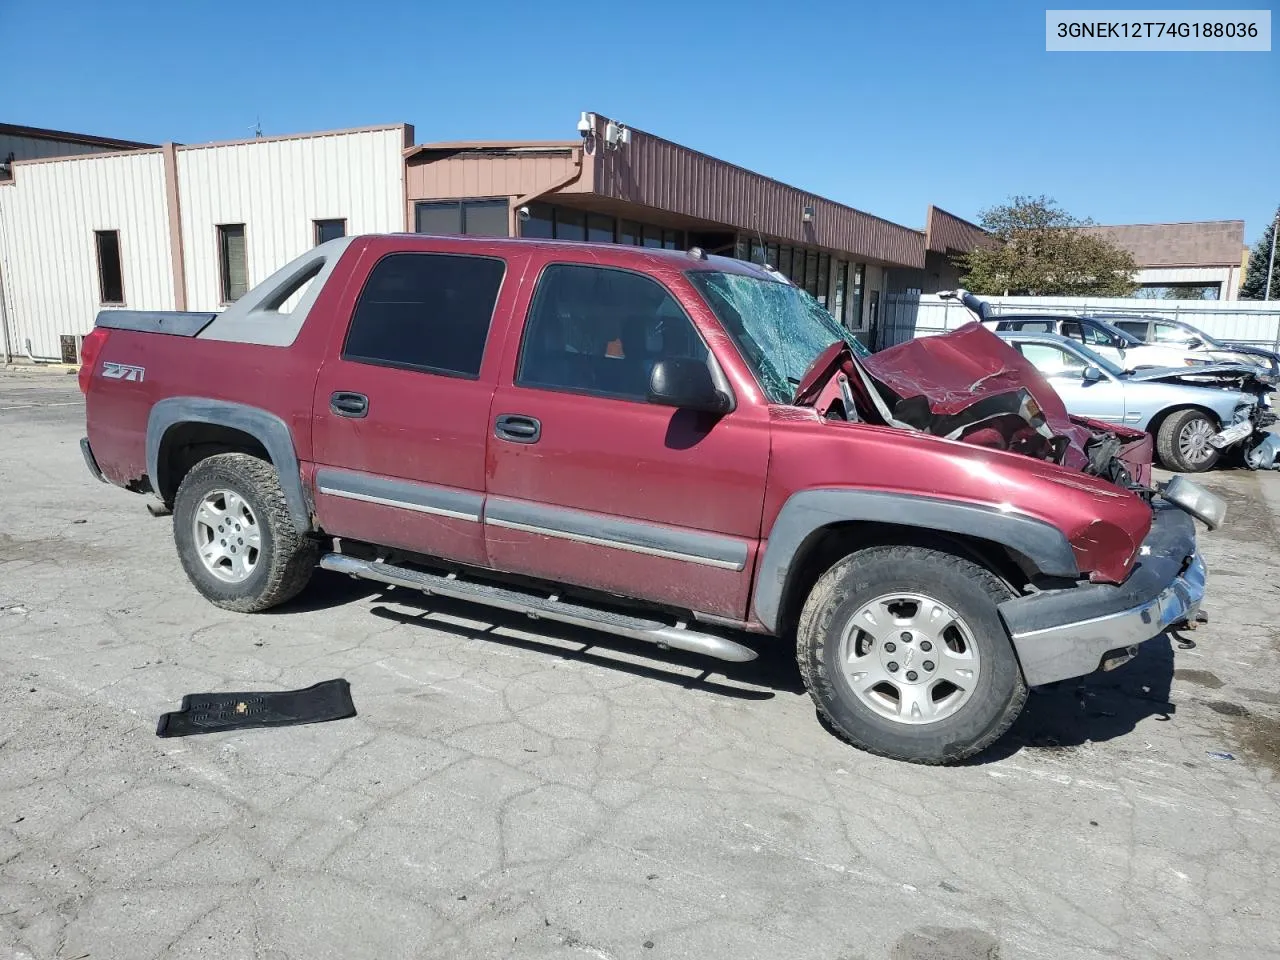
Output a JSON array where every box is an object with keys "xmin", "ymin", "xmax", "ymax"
[{"xmin": 320, "ymin": 554, "xmax": 757, "ymax": 663}]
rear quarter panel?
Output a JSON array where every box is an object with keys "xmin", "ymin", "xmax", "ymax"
[{"xmin": 86, "ymin": 244, "xmax": 362, "ymax": 490}]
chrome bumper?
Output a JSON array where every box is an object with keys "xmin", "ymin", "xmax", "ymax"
[{"xmin": 999, "ymin": 505, "xmax": 1206, "ymax": 686}]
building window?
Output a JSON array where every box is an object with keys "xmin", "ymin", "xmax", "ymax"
[
  {"xmin": 517, "ymin": 263, "xmax": 708, "ymax": 402},
  {"xmin": 777, "ymin": 246, "xmax": 793, "ymax": 278},
  {"xmin": 834, "ymin": 261, "xmax": 848, "ymax": 320},
  {"xmin": 663, "ymin": 229, "xmax": 683, "ymax": 250},
  {"xmin": 521, "ymin": 203, "xmax": 554, "ymax": 239},
  {"xmin": 94, "ymin": 230, "xmax": 124, "ymax": 305},
  {"xmin": 217, "ymin": 224, "xmax": 248, "ymax": 303},
  {"xmin": 342, "ymin": 253, "xmax": 506, "ymax": 378},
  {"xmin": 619, "ymin": 220, "xmax": 642, "ymax": 245},
  {"xmin": 314, "ymin": 219, "xmax": 346, "ymax": 245},
  {"xmin": 642, "ymin": 225, "xmax": 664, "ymax": 249},
  {"xmin": 415, "ymin": 200, "xmax": 509, "ymax": 237},
  {"xmin": 554, "ymin": 208, "xmax": 587, "ymax": 242},
  {"xmin": 816, "ymin": 253, "xmax": 831, "ymax": 307},
  {"xmin": 766, "ymin": 243, "xmax": 779, "ymax": 269},
  {"xmin": 804, "ymin": 251, "xmax": 820, "ymax": 297},
  {"xmin": 587, "ymin": 213, "xmax": 615, "ymax": 243},
  {"xmin": 846, "ymin": 263, "xmax": 865, "ymax": 329}
]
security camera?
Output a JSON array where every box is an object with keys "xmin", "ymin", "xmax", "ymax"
[
  {"xmin": 517, "ymin": 205, "xmax": 531, "ymax": 222},
  {"xmin": 577, "ymin": 111, "xmax": 593, "ymax": 138}
]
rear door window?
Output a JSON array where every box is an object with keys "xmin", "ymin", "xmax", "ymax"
[
  {"xmin": 1115, "ymin": 320, "xmax": 1150, "ymax": 340},
  {"xmin": 516, "ymin": 263, "xmax": 708, "ymax": 401},
  {"xmin": 343, "ymin": 252, "xmax": 505, "ymax": 378}
]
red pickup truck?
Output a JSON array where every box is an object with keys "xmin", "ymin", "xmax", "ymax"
[{"xmin": 79, "ymin": 235, "xmax": 1221, "ymax": 763}]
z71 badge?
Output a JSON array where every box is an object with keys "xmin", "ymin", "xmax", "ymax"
[{"xmin": 101, "ymin": 362, "xmax": 145, "ymax": 383}]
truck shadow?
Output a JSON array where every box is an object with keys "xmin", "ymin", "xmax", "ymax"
[
  {"xmin": 969, "ymin": 633, "xmax": 1179, "ymax": 764},
  {"xmin": 358, "ymin": 585, "xmax": 808, "ymax": 701}
]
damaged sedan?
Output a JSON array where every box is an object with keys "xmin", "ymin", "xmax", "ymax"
[{"xmin": 996, "ymin": 330, "xmax": 1276, "ymax": 472}]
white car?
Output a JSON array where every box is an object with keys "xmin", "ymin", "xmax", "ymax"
[{"xmin": 989, "ymin": 313, "xmax": 1263, "ymax": 369}]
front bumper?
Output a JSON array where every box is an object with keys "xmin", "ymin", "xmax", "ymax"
[{"xmin": 999, "ymin": 503, "xmax": 1205, "ymax": 686}]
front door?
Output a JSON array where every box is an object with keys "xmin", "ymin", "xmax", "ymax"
[
  {"xmin": 310, "ymin": 244, "xmax": 513, "ymax": 567},
  {"xmin": 484, "ymin": 262, "xmax": 771, "ymax": 620},
  {"xmin": 1012, "ymin": 341, "xmax": 1127, "ymax": 424}
]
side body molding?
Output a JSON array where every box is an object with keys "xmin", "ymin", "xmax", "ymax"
[
  {"xmin": 752, "ymin": 488, "xmax": 1079, "ymax": 633},
  {"xmin": 146, "ymin": 397, "xmax": 310, "ymax": 532}
]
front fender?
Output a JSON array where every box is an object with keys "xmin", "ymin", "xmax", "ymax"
[{"xmin": 752, "ymin": 488, "xmax": 1079, "ymax": 633}]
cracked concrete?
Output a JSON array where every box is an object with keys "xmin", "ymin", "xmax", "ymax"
[{"xmin": 2, "ymin": 369, "xmax": 1279, "ymax": 959}]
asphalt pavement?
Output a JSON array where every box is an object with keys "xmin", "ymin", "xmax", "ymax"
[{"xmin": 2, "ymin": 367, "xmax": 1279, "ymax": 960}]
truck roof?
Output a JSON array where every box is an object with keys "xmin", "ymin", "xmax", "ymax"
[{"xmin": 362, "ymin": 234, "xmax": 780, "ymax": 278}]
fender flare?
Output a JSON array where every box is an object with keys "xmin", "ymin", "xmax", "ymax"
[
  {"xmin": 751, "ymin": 488, "xmax": 1079, "ymax": 633},
  {"xmin": 146, "ymin": 397, "xmax": 310, "ymax": 532}
]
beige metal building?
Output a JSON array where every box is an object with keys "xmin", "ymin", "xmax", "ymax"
[{"xmin": 0, "ymin": 125, "xmax": 411, "ymax": 360}]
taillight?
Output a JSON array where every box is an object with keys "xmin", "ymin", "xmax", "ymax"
[{"xmin": 78, "ymin": 328, "xmax": 108, "ymax": 394}]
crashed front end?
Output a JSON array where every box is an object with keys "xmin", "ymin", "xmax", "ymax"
[{"xmin": 850, "ymin": 322, "xmax": 1154, "ymax": 488}]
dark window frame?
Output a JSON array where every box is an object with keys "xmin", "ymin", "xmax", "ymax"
[
  {"xmin": 217, "ymin": 223, "xmax": 248, "ymax": 304},
  {"xmin": 313, "ymin": 218, "xmax": 347, "ymax": 245},
  {"xmin": 340, "ymin": 251, "xmax": 508, "ymax": 381},
  {"xmin": 94, "ymin": 229, "xmax": 125, "ymax": 305},
  {"xmin": 515, "ymin": 261, "xmax": 714, "ymax": 404}
]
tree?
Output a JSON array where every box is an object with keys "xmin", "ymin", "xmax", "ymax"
[
  {"xmin": 958, "ymin": 195, "xmax": 1139, "ymax": 297},
  {"xmin": 1239, "ymin": 208, "xmax": 1279, "ymax": 300}
]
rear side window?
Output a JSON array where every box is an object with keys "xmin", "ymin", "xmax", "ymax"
[
  {"xmin": 343, "ymin": 253, "xmax": 505, "ymax": 378},
  {"xmin": 516, "ymin": 263, "xmax": 708, "ymax": 401},
  {"xmin": 1115, "ymin": 320, "xmax": 1149, "ymax": 339}
]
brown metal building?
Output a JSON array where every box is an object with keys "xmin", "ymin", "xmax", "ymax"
[{"xmin": 404, "ymin": 112, "xmax": 926, "ymax": 339}]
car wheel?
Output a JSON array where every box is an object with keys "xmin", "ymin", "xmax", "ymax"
[
  {"xmin": 172, "ymin": 453, "xmax": 318, "ymax": 612},
  {"xmin": 1156, "ymin": 408, "xmax": 1220, "ymax": 473},
  {"xmin": 796, "ymin": 545, "xmax": 1027, "ymax": 765}
]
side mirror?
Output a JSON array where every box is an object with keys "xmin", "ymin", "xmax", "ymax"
[
  {"xmin": 1082, "ymin": 366, "xmax": 1104, "ymax": 383},
  {"xmin": 648, "ymin": 358, "xmax": 732, "ymax": 414},
  {"xmin": 1187, "ymin": 337, "xmax": 1204, "ymax": 350}
]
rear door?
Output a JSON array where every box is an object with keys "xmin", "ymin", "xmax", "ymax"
[
  {"xmin": 483, "ymin": 260, "xmax": 771, "ymax": 620},
  {"xmin": 309, "ymin": 238, "xmax": 519, "ymax": 567}
]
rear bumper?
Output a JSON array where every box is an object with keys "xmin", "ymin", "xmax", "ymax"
[
  {"xmin": 80, "ymin": 437, "xmax": 106, "ymax": 483},
  {"xmin": 999, "ymin": 504, "xmax": 1205, "ymax": 686}
]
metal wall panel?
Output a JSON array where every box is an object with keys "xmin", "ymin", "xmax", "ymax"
[
  {"xmin": 0, "ymin": 151, "xmax": 174, "ymax": 358},
  {"xmin": 177, "ymin": 127, "xmax": 406, "ymax": 311},
  {"xmin": 592, "ymin": 126, "xmax": 925, "ymax": 268},
  {"xmin": 405, "ymin": 150, "xmax": 581, "ymax": 207},
  {"xmin": 0, "ymin": 134, "xmax": 123, "ymax": 164}
]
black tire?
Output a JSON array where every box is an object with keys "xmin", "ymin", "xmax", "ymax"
[
  {"xmin": 796, "ymin": 545, "xmax": 1026, "ymax": 765},
  {"xmin": 1155, "ymin": 408, "xmax": 1220, "ymax": 473},
  {"xmin": 172, "ymin": 453, "xmax": 318, "ymax": 612}
]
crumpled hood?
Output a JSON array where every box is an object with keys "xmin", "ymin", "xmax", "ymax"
[
  {"xmin": 857, "ymin": 322, "xmax": 1151, "ymax": 483},
  {"xmin": 1124, "ymin": 362, "xmax": 1276, "ymax": 388},
  {"xmin": 861, "ymin": 321, "xmax": 1080, "ymax": 426}
]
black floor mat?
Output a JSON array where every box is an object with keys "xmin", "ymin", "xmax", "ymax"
[{"xmin": 156, "ymin": 679, "xmax": 356, "ymax": 737}]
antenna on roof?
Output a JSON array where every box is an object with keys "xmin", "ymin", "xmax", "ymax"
[{"xmin": 250, "ymin": 117, "xmax": 263, "ymax": 138}]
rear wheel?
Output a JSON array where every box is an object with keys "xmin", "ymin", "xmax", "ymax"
[
  {"xmin": 1156, "ymin": 408, "xmax": 1220, "ymax": 473},
  {"xmin": 172, "ymin": 453, "xmax": 318, "ymax": 612},
  {"xmin": 796, "ymin": 545, "xmax": 1026, "ymax": 765}
]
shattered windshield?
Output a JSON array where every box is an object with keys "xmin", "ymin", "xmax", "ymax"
[{"xmin": 687, "ymin": 271, "xmax": 870, "ymax": 403}]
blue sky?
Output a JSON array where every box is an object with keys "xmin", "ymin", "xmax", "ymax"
[{"xmin": 5, "ymin": 0, "xmax": 1277, "ymax": 244}]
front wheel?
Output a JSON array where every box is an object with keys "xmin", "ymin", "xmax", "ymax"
[
  {"xmin": 796, "ymin": 545, "xmax": 1027, "ymax": 765},
  {"xmin": 172, "ymin": 453, "xmax": 319, "ymax": 612},
  {"xmin": 1156, "ymin": 408, "xmax": 1220, "ymax": 473}
]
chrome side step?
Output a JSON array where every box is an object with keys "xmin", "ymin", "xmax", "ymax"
[{"xmin": 319, "ymin": 553, "xmax": 758, "ymax": 663}]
